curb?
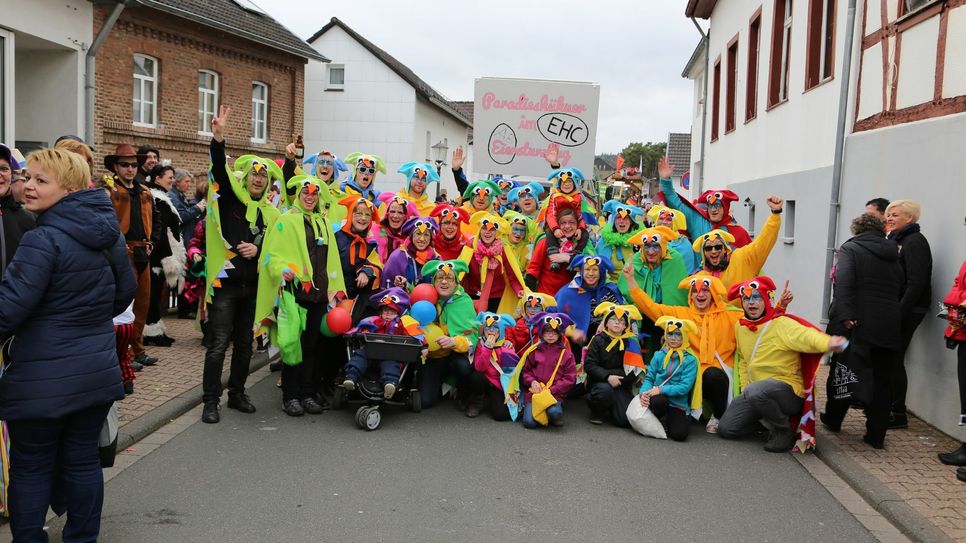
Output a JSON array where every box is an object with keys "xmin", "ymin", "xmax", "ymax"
[
  {"xmin": 115, "ymin": 349, "xmax": 278, "ymax": 452},
  {"xmin": 814, "ymin": 435, "xmax": 956, "ymax": 543}
]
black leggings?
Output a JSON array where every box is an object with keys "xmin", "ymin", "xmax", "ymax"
[
  {"xmin": 649, "ymin": 394, "xmax": 690, "ymax": 441},
  {"xmin": 702, "ymin": 366, "xmax": 729, "ymax": 419},
  {"xmin": 467, "ymin": 371, "xmax": 511, "ymax": 421},
  {"xmin": 958, "ymin": 341, "xmax": 966, "ymax": 417}
]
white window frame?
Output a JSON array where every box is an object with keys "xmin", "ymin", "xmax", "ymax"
[
  {"xmin": 0, "ymin": 29, "xmax": 14, "ymax": 144},
  {"xmin": 251, "ymin": 81, "xmax": 268, "ymax": 143},
  {"xmin": 198, "ymin": 70, "xmax": 219, "ymax": 136},
  {"xmin": 133, "ymin": 54, "xmax": 158, "ymax": 128},
  {"xmin": 778, "ymin": 0, "xmax": 793, "ymax": 102},
  {"xmin": 326, "ymin": 64, "xmax": 345, "ymax": 91}
]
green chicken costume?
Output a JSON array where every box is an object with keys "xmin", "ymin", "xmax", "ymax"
[
  {"xmin": 254, "ymin": 175, "xmax": 347, "ymax": 364},
  {"xmin": 205, "ymin": 154, "xmax": 283, "ymax": 302},
  {"xmin": 419, "ymin": 259, "xmax": 480, "ymax": 358}
]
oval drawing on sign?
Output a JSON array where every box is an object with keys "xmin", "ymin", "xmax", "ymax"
[
  {"xmin": 488, "ymin": 123, "xmax": 517, "ymax": 165},
  {"xmin": 537, "ymin": 113, "xmax": 588, "ymax": 147}
]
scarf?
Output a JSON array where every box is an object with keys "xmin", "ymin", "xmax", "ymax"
[
  {"xmin": 474, "ymin": 239, "xmax": 504, "ymax": 272},
  {"xmin": 433, "ymin": 230, "xmax": 466, "ymax": 260},
  {"xmin": 341, "ymin": 222, "xmax": 371, "ymax": 266},
  {"xmin": 602, "ymin": 329, "xmax": 636, "ymax": 352},
  {"xmin": 739, "ymin": 307, "xmax": 778, "ymax": 332},
  {"xmin": 405, "ymin": 238, "xmax": 436, "ymax": 267},
  {"xmin": 888, "ymin": 222, "xmax": 920, "ymax": 243}
]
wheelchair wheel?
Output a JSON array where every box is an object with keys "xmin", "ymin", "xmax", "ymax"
[
  {"xmin": 332, "ymin": 386, "xmax": 346, "ymax": 410},
  {"xmin": 409, "ymin": 389, "xmax": 421, "ymax": 413},
  {"xmin": 357, "ymin": 406, "xmax": 381, "ymax": 431}
]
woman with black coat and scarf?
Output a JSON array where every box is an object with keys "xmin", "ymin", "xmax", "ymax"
[
  {"xmin": 885, "ymin": 199, "xmax": 933, "ymax": 429},
  {"xmin": 822, "ymin": 213, "xmax": 904, "ymax": 449}
]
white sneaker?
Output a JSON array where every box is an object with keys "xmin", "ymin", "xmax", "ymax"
[
  {"xmin": 706, "ymin": 416, "xmax": 720, "ymax": 434},
  {"xmin": 342, "ymin": 379, "xmax": 355, "ymax": 391},
  {"xmin": 384, "ymin": 383, "xmax": 396, "ymax": 398}
]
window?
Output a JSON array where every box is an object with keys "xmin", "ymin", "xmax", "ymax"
[
  {"xmin": 901, "ymin": 0, "xmax": 930, "ymax": 15},
  {"xmin": 747, "ymin": 12, "xmax": 761, "ymax": 121},
  {"xmin": 805, "ymin": 0, "xmax": 836, "ymax": 89},
  {"xmin": 326, "ymin": 64, "xmax": 345, "ymax": 91},
  {"xmin": 768, "ymin": 0, "xmax": 793, "ymax": 107},
  {"xmin": 133, "ymin": 54, "xmax": 158, "ymax": 127},
  {"xmin": 726, "ymin": 37, "xmax": 739, "ymax": 133},
  {"xmin": 783, "ymin": 200, "xmax": 796, "ymax": 243},
  {"xmin": 711, "ymin": 57, "xmax": 721, "ymax": 141},
  {"xmin": 198, "ymin": 70, "xmax": 219, "ymax": 135},
  {"xmin": 251, "ymin": 82, "xmax": 268, "ymax": 143}
]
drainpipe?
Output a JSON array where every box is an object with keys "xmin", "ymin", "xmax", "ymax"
[
  {"xmin": 691, "ymin": 17, "xmax": 709, "ymax": 195},
  {"xmin": 85, "ymin": 1, "xmax": 128, "ymax": 145},
  {"xmin": 821, "ymin": 0, "xmax": 859, "ymax": 322}
]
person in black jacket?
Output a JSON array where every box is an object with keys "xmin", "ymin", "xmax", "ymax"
[
  {"xmin": 0, "ymin": 148, "xmax": 136, "ymax": 542},
  {"xmin": 822, "ymin": 213, "xmax": 904, "ymax": 449},
  {"xmin": 143, "ymin": 164, "xmax": 184, "ymax": 346},
  {"xmin": 584, "ymin": 303, "xmax": 644, "ymax": 427},
  {"xmin": 0, "ymin": 143, "xmax": 35, "ymax": 278},
  {"xmin": 885, "ymin": 199, "xmax": 932, "ymax": 429}
]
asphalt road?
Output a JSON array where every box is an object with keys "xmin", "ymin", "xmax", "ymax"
[{"xmin": 49, "ymin": 372, "xmax": 877, "ymax": 543}]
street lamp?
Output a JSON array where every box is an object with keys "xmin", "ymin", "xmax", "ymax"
[{"xmin": 432, "ymin": 139, "xmax": 449, "ymax": 201}]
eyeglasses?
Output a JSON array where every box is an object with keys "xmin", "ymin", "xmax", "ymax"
[
  {"xmin": 435, "ymin": 275, "xmax": 455, "ymax": 284},
  {"xmin": 117, "ymin": 161, "xmax": 138, "ymax": 169},
  {"xmin": 357, "ymin": 166, "xmax": 376, "ymax": 175},
  {"xmin": 352, "ymin": 211, "xmax": 372, "ymax": 219},
  {"xmin": 317, "ymin": 158, "xmax": 334, "ymax": 167},
  {"xmin": 704, "ymin": 244, "xmax": 726, "ymax": 253}
]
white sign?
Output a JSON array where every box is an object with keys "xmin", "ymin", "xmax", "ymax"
[{"xmin": 473, "ymin": 77, "xmax": 600, "ymax": 178}]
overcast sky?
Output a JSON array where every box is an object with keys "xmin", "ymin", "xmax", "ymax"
[{"xmin": 259, "ymin": 0, "xmax": 702, "ymax": 154}]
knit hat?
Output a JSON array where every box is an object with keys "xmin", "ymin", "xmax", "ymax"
[
  {"xmin": 370, "ymin": 287, "xmax": 411, "ymax": 314},
  {"xmin": 401, "ymin": 216, "xmax": 439, "ymax": 237},
  {"xmin": 547, "ymin": 168, "xmax": 585, "ymax": 190},
  {"xmin": 647, "ymin": 205, "xmax": 688, "ymax": 233},
  {"xmin": 421, "ymin": 259, "xmax": 469, "ymax": 281},
  {"xmin": 528, "ymin": 312, "xmax": 575, "ymax": 338},
  {"xmin": 430, "ymin": 203, "xmax": 470, "ymax": 225},
  {"xmin": 476, "ymin": 312, "xmax": 517, "ymax": 343},
  {"xmin": 397, "ymin": 162, "xmax": 440, "ymax": 191},
  {"xmin": 602, "ymin": 200, "xmax": 644, "ymax": 228},
  {"xmin": 462, "ymin": 180, "xmax": 501, "ymax": 204},
  {"xmin": 629, "ymin": 226, "xmax": 679, "ymax": 259},
  {"xmin": 507, "ymin": 182, "xmax": 545, "ymax": 204}
]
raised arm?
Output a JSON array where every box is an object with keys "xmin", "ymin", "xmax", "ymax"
[{"xmin": 657, "ymin": 157, "xmax": 711, "ymax": 238}]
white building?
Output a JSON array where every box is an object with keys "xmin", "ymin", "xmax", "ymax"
[
  {"xmin": 304, "ymin": 17, "xmax": 473, "ymax": 198},
  {"xmin": 684, "ymin": 0, "xmax": 966, "ymax": 437},
  {"xmin": 0, "ymin": 0, "xmax": 92, "ymax": 150}
]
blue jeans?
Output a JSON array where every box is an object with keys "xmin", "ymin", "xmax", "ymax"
[
  {"xmin": 7, "ymin": 402, "xmax": 112, "ymax": 543},
  {"xmin": 523, "ymin": 401, "xmax": 564, "ymax": 429},
  {"xmin": 345, "ymin": 348, "xmax": 402, "ymax": 386}
]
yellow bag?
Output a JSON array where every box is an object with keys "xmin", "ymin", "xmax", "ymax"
[{"xmin": 530, "ymin": 349, "xmax": 566, "ymax": 426}]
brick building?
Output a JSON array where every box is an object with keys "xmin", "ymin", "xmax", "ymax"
[{"xmin": 92, "ymin": 0, "xmax": 326, "ymax": 177}]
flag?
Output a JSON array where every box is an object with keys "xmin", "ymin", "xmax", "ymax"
[{"xmin": 615, "ymin": 155, "xmax": 625, "ymax": 172}]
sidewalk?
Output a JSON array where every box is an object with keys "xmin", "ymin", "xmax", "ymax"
[
  {"xmin": 117, "ymin": 317, "xmax": 210, "ymax": 427},
  {"xmin": 814, "ymin": 364, "xmax": 966, "ymax": 542}
]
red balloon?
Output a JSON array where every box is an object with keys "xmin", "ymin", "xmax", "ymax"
[
  {"xmin": 410, "ymin": 283, "xmax": 439, "ymax": 305},
  {"xmin": 325, "ymin": 307, "xmax": 352, "ymax": 335}
]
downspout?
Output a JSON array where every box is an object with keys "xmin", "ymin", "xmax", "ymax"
[
  {"xmin": 821, "ymin": 0, "xmax": 859, "ymax": 322},
  {"xmin": 85, "ymin": 1, "xmax": 128, "ymax": 145},
  {"xmin": 691, "ymin": 17, "xmax": 709, "ymax": 195}
]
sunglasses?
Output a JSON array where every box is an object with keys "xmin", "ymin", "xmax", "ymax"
[
  {"xmin": 117, "ymin": 161, "xmax": 139, "ymax": 169},
  {"xmin": 357, "ymin": 166, "xmax": 376, "ymax": 175},
  {"xmin": 317, "ymin": 158, "xmax": 334, "ymax": 167},
  {"xmin": 704, "ymin": 244, "xmax": 726, "ymax": 253}
]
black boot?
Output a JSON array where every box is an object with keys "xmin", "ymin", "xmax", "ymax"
[
  {"xmin": 201, "ymin": 402, "xmax": 220, "ymax": 424},
  {"xmin": 938, "ymin": 443, "xmax": 966, "ymax": 466},
  {"xmin": 227, "ymin": 393, "xmax": 256, "ymax": 413},
  {"xmin": 819, "ymin": 412, "xmax": 840, "ymax": 433},
  {"xmin": 764, "ymin": 428, "xmax": 796, "ymax": 453},
  {"xmin": 123, "ymin": 380, "xmax": 134, "ymax": 395},
  {"xmin": 887, "ymin": 411, "xmax": 908, "ymax": 429}
]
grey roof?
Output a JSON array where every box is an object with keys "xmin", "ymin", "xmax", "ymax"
[
  {"xmin": 666, "ymin": 133, "xmax": 692, "ymax": 174},
  {"xmin": 681, "ymin": 38, "xmax": 707, "ymax": 78},
  {"xmin": 133, "ymin": 0, "xmax": 326, "ymax": 62},
  {"xmin": 451, "ymin": 101, "xmax": 474, "ymax": 125},
  {"xmin": 594, "ymin": 156, "xmax": 614, "ymax": 170},
  {"xmin": 308, "ymin": 18, "xmax": 472, "ymax": 128}
]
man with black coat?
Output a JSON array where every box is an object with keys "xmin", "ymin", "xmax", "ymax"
[
  {"xmin": 885, "ymin": 199, "xmax": 932, "ymax": 429},
  {"xmin": 822, "ymin": 213, "xmax": 904, "ymax": 449}
]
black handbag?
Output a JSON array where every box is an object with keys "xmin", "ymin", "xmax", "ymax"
[{"xmin": 828, "ymin": 342, "xmax": 873, "ymax": 405}]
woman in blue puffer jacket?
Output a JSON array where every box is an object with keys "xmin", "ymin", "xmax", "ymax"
[{"xmin": 0, "ymin": 148, "xmax": 136, "ymax": 542}]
